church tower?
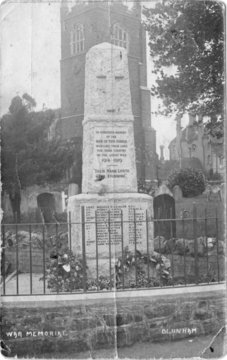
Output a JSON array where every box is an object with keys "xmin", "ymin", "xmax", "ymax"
[{"xmin": 60, "ymin": 0, "xmax": 156, "ymax": 181}]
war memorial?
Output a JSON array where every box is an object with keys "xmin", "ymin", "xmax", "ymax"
[{"xmin": 68, "ymin": 43, "xmax": 153, "ymax": 275}]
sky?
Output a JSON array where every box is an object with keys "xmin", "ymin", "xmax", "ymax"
[
  {"xmin": 0, "ymin": 0, "xmax": 189, "ymax": 159},
  {"xmin": 0, "ymin": 1, "xmax": 60, "ymax": 113}
]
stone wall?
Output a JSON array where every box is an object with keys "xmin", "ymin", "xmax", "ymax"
[{"xmin": 1, "ymin": 287, "xmax": 225, "ymax": 357}]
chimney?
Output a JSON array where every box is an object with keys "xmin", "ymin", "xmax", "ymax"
[{"xmin": 160, "ymin": 145, "xmax": 164, "ymax": 162}]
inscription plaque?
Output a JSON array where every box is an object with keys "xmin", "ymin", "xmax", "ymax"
[
  {"xmin": 83, "ymin": 204, "xmax": 148, "ymax": 256},
  {"xmin": 93, "ymin": 127, "xmax": 132, "ymax": 183}
]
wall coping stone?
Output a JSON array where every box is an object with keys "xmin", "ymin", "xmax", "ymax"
[{"xmin": 1, "ymin": 283, "xmax": 226, "ymax": 308}]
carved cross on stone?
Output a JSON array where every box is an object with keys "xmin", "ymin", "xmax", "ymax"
[
  {"xmin": 85, "ymin": 43, "xmax": 132, "ymax": 117},
  {"xmin": 95, "ymin": 71, "xmax": 125, "ymax": 113}
]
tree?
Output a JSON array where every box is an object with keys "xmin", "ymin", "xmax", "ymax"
[
  {"xmin": 144, "ymin": 0, "xmax": 224, "ymax": 132},
  {"xmin": 1, "ymin": 95, "xmax": 34, "ymax": 222},
  {"xmin": 1, "ymin": 95, "xmax": 81, "ymax": 222}
]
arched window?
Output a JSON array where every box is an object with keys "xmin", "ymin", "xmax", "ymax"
[
  {"xmin": 111, "ymin": 24, "xmax": 128, "ymax": 50},
  {"xmin": 70, "ymin": 24, "xmax": 85, "ymax": 55}
]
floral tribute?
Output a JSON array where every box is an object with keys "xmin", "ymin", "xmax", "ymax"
[{"xmin": 42, "ymin": 233, "xmax": 172, "ymax": 292}]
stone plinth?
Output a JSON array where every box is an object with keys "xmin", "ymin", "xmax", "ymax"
[{"xmin": 68, "ymin": 193, "xmax": 153, "ymax": 276}]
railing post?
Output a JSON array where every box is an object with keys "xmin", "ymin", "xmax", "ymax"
[
  {"xmin": 121, "ymin": 210, "xmax": 124, "ymax": 289},
  {"xmin": 2, "ymin": 224, "xmax": 6, "ymax": 295},
  {"xmin": 170, "ymin": 208, "xmax": 174, "ymax": 283},
  {"xmin": 81, "ymin": 206, "xmax": 87, "ymax": 292},
  {"xmin": 68, "ymin": 213, "xmax": 73, "ymax": 292},
  {"xmin": 193, "ymin": 204, "xmax": 199, "ymax": 284},
  {"xmin": 95, "ymin": 210, "xmax": 99, "ymax": 289},
  {"xmin": 108, "ymin": 210, "xmax": 112, "ymax": 290},
  {"xmin": 29, "ymin": 224, "xmax": 33, "ymax": 294},
  {"xmin": 146, "ymin": 210, "xmax": 150, "ymax": 282},
  {"xmin": 134, "ymin": 209, "xmax": 137, "ymax": 287},
  {"xmin": 69, "ymin": 211, "xmax": 72, "ymax": 252},
  {"xmin": 15, "ymin": 222, "xmax": 19, "ymax": 295},
  {"xmin": 42, "ymin": 224, "xmax": 46, "ymax": 294},
  {"xmin": 56, "ymin": 222, "xmax": 59, "ymax": 294},
  {"xmin": 215, "ymin": 208, "xmax": 220, "ymax": 282},
  {"xmin": 157, "ymin": 207, "xmax": 161, "ymax": 253},
  {"xmin": 204, "ymin": 208, "xmax": 209, "ymax": 283},
  {"xmin": 182, "ymin": 213, "xmax": 186, "ymax": 285}
]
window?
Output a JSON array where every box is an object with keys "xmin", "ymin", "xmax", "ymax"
[
  {"xmin": 70, "ymin": 24, "xmax": 85, "ymax": 55},
  {"xmin": 111, "ymin": 24, "xmax": 128, "ymax": 50}
]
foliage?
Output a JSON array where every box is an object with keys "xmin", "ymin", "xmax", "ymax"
[
  {"xmin": 205, "ymin": 117, "xmax": 224, "ymax": 138},
  {"xmin": 206, "ymin": 169, "xmax": 223, "ymax": 182},
  {"xmin": 45, "ymin": 249, "xmax": 87, "ymax": 292},
  {"xmin": 154, "ymin": 236, "xmax": 225, "ymax": 257},
  {"xmin": 138, "ymin": 179, "xmax": 160, "ymax": 196},
  {"xmin": 138, "ymin": 179, "xmax": 152, "ymax": 195},
  {"xmin": 1, "ymin": 95, "xmax": 82, "ymax": 220},
  {"xmin": 17, "ymin": 137, "xmax": 81, "ymax": 187},
  {"xmin": 143, "ymin": 0, "xmax": 224, "ymax": 131},
  {"xmin": 115, "ymin": 247, "xmax": 172, "ymax": 288},
  {"xmin": 167, "ymin": 167, "xmax": 206, "ymax": 197}
]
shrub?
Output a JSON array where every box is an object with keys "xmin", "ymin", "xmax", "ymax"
[{"xmin": 167, "ymin": 167, "xmax": 206, "ymax": 197}]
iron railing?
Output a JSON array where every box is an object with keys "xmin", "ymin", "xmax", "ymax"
[{"xmin": 1, "ymin": 205, "xmax": 224, "ymax": 296}]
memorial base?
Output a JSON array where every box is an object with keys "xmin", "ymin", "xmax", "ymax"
[{"xmin": 67, "ymin": 193, "xmax": 153, "ymax": 277}]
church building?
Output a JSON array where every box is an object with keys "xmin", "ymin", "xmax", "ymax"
[{"xmin": 58, "ymin": 0, "xmax": 157, "ymax": 182}]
